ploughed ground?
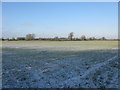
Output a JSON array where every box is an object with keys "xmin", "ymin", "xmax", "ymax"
[{"xmin": 2, "ymin": 41, "xmax": 119, "ymax": 88}]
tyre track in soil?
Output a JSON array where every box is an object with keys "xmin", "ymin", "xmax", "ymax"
[{"xmin": 58, "ymin": 55, "xmax": 118, "ymax": 87}]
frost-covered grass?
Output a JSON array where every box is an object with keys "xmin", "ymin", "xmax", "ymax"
[
  {"xmin": 2, "ymin": 41, "xmax": 119, "ymax": 88},
  {"xmin": 2, "ymin": 41, "xmax": 118, "ymax": 51}
]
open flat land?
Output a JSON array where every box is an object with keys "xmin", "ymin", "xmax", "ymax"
[{"xmin": 1, "ymin": 41, "xmax": 119, "ymax": 88}]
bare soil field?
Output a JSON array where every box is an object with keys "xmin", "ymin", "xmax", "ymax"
[{"xmin": 1, "ymin": 41, "xmax": 119, "ymax": 88}]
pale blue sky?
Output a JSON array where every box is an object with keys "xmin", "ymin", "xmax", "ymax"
[{"xmin": 2, "ymin": 2, "xmax": 118, "ymax": 39}]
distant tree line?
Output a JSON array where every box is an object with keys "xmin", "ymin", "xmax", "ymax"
[{"xmin": 1, "ymin": 32, "xmax": 109, "ymax": 41}]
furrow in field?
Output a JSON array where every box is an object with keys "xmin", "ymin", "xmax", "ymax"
[{"xmin": 58, "ymin": 55, "xmax": 118, "ymax": 87}]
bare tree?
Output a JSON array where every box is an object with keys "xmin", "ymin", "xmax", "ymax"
[
  {"xmin": 68, "ymin": 32, "xmax": 74, "ymax": 40},
  {"xmin": 88, "ymin": 37, "xmax": 92, "ymax": 40},
  {"xmin": 54, "ymin": 36, "xmax": 59, "ymax": 40},
  {"xmin": 17, "ymin": 37, "xmax": 25, "ymax": 40},
  {"xmin": 12, "ymin": 37, "xmax": 15, "ymax": 41},
  {"xmin": 80, "ymin": 35, "xmax": 86, "ymax": 40},
  {"xmin": 101, "ymin": 37, "xmax": 106, "ymax": 40},
  {"xmin": 7, "ymin": 38, "xmax": 9, "ymax": 41},
  {"xmin": 2, "ymin": 37, "xmax": 4, "ymax": 41},
  {"xmin": 26, "ymin": 34, "xmax": 35, "ymax": 40},
  {"xmin": 92, "ymin": 37, "xmax": 96, "ymax": 40}
]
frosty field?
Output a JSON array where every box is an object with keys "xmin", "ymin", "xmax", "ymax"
[{"xmin": 1, "ymin": 41, "xmax": 119, "ymax": 88}]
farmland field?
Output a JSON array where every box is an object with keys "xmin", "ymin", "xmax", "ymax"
[{"xmin": 1, "ymin": 41, "xmax": 119, "ymax": 88}]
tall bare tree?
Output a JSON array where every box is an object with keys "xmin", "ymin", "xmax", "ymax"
[
  {"xmin": 54, "ymin": 36, "xmax": 59, "ymax": 40},
  {"xmin": 26, "ymin": 34, "xmax": 35, "ymax": 40},
  {"xmin": 12, "ymin": 37, "xmax": 15, "ymax": 41},
  {"xmin": 80, "ymin": 35, "xmax": 86, "ymax": 40},
  {"xmin": 68, "ymin": 32, "xmax": 74, "ymax": 40},
  {"xmin": 101, "ymin": 37, "xmax": 106, "ymax": 40},
  {"xmin": 92, "ymin": 37, "xmax": 96, "ymax": 40}
]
